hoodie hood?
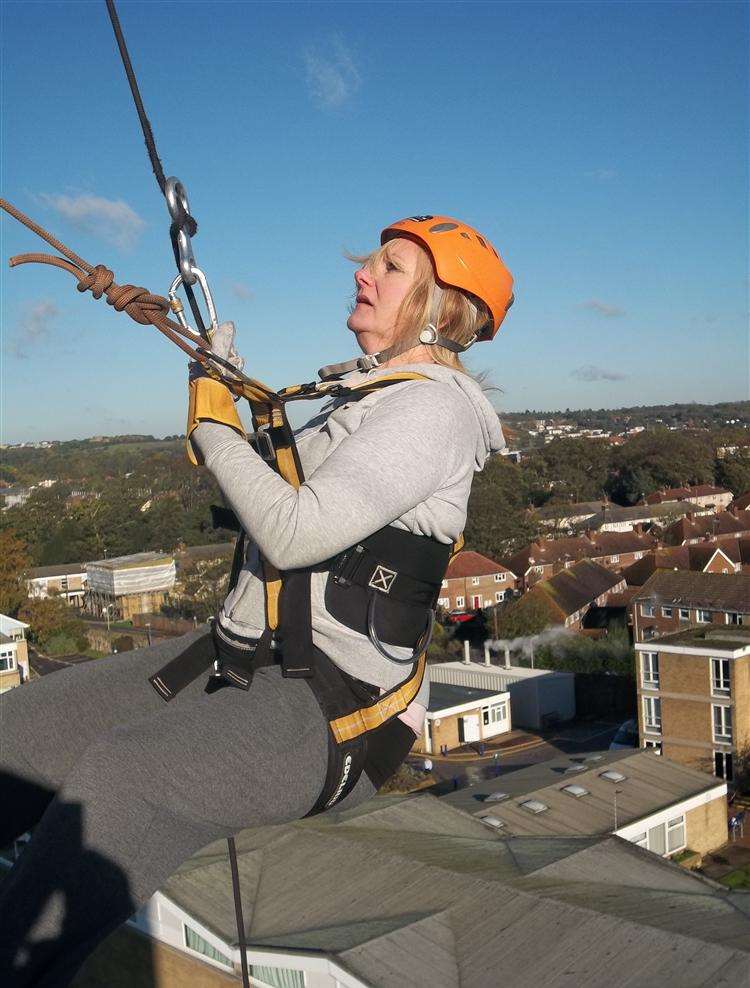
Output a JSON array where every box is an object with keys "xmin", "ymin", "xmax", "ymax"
[{"xmin": 350, "ymin": 362, "xmax": 506, "ymax": 469}]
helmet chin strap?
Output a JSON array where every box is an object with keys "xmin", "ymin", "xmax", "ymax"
[{"xmin": 318, "ymin": 286, "xmax": 478, "ymax": 381}]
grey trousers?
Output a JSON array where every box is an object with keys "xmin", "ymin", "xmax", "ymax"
[{"xmin": 0, "ymin": 632, "xmax": 378, "ymax": 986}]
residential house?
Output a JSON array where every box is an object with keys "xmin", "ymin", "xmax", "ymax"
[
  {"xmin": 412, "ymin": 682, "xmax": 511, "ymax": 753},
  {"xmin": 731, "ymin": 490, "xmax": 750, "ymax": 511},
  {"xmin": 645, "ymin": 484, "xmax": 733, "ymax": 510},
  {"xmin": 26, "ymin": 562, "xmax": 88, "ymax": 607},
  {"xmin": 534, "ymin": 499, "xmax": 610, "ymax": 530},
  {"xmin": 444, "ymin": 749, "xmax": 728, "ymax": 858},
  {"xmin": 86, "ymin": 552, "xmax": 176, "ymax": 621},
  {"xmin": 524, "ymin": 558, "xmax": 627, "ymax": 630},
  {"xmin": 661, "ymin": 506, "xmax": 750, "ymax": 546},
  {"xmin": 437, "ymin": 550, "xmax": 517, "ymax": 612},
  {"xmin": 622, "ymin": 543, "xmax": 743, "ymax": 586},
  {"xmin": 1, "ymin": 486, "xmax": 32, "ymax": 509},
  {"xmin": 0, "ymin": 615, "xmax": 30, "ymax": 692},
  {"xmin": 584, "ymin": 500, "xmax": 712, "ymax": 533},
  {"xmin": 634, "ymin": 624, "xmax": 750, "ymax": 783},
  {"xmin": 630, "ymin": 571, "xmax": 750, "ymax": 643},
  {"xmin": 505, "ymin": 527, "xmax": 658, "ymax": 591}
]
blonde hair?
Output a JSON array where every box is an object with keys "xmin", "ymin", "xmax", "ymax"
[{"xmin": 350, "ymin": 240, "xmax": 491, "ymax": 373}]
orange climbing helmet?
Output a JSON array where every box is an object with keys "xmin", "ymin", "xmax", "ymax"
[{"xmin": 381, "ymin": 215, "xmax": 514, "ymax": 340}]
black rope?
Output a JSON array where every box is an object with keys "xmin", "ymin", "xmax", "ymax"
[
  {"xmin": 104, "ymin": 0, "xmax": 206, "ymax": 335},
  {"xmin": 227, "ymin": 837, "xmax": 251, "ymax": 988}
]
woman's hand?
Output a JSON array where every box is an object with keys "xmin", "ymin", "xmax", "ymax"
[{"xmin": 189, "ymin": 321, "xmax": 246, "ymax": 381}]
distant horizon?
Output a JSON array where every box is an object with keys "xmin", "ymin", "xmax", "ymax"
[{"xmin": 2, "ymin": 396, "xmax": 748, "ymax": 447}]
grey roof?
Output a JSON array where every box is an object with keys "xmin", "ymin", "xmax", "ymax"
[
  {"xmin": 161, "ymin": 790, "xmax": 750, "ymax": 986},
  {"xmin": 536, "ymin": 499, "xmax": 608, "ymax": 519},
  {"xmin": 86, "ymin": 551, "xmax": 173, "ymax": 570},
  {"xmin": 440, "ymin": 750, "xmax": 724, "ymax": 837},
  {"xmin": 578, "ymin": 501, "xmax": 703, "ymax": 530},
  {"xmin": 27, "ymin": 562, "xmax": 85, "ymax": 579},
  {"xmin": 427, "ymin": 683, "xmax": 503, "ymax": 712},
  {"xmin": 175, "ymin": 542, "xmax": 234, "ymax": 564},
  {"xmin": 0, "ymin": 633, "xmax": 14, "ymax": 646},
  {"xmin": 633, "ymin": 570, "xmax": 750, "ymax": 613},
  {"xmin": 643, "ymin": 625, "xmax": 750, "ymax": 654}
]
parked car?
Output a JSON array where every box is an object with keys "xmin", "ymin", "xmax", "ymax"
[
  {"xmin": 446, "ymin": 610, "xmax": 476, "ymax": 625},
  {"xmin": 609, "ymin": 718, "xmax": 639, "ymax": 750}
]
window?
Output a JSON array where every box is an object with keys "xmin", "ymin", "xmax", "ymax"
[
  {"xmin": 643, "ymin": 696, "xmax": 661, "ymax": 732},
  {"xmin": 0, "ymin": 650, "xmax": 15, "ymax": 672},
  {"xmin": 455, "ymin": 596, "xmax": 465, "ymax": 608},
  {"xmin": 667, "ymin": 815, "xmax": 686, "ymax": 853},
  {"xmin": 494, "ymin": 572, "xmax": 506, "ymax": 582},
  {"xmin": 641, "ymin": 652, "xmax": 659, "ymax": 689},
  {"xmin": 715, "ymin": 751, "xmax": 734, "ymax": 781},
  {"xmin": 727, "ymin": 612, "xmax": 744, "ymax": 625},
  {"xmin": 441, "ymin": 579, "xmax": 448, "ymax": 588},
  {"xmin": 250, "ymin": 965, "xmax": 305, "ymax": 988},
  {"xmin": 611, "ymin": 554, "xmax": 619, "ymax": 564},
  {"xmin": 679, "ymin": 608, "xmax": 690, "ymax": 621},
  {"xmin": 482, "ymin": 702, "xmax": 508, "ymax": 726},
  {"xmin": 661, "ymin": 606, "xmax": 673, "ymax": 618},
  {"xmin": 183, "ymin": 925, "xmax": 232, "ymax": 968},
  {"xmin": 711, "ymin": 658, "xmax": 730, "ymax": 696},
  {"xmin": 641, "ymin": 603, "xmax": 655, "ymax": 617},
  {"xmin": 713, "ymin": 705, "xmax": 732, "ymax": 742},
  {"xmin": 697, "ymin": 609, "xmax": 711, "ymax": 623},
  {"xmin": 532, "ymin": 565, "xmax": 544, "ymax": 574},
  {"xmin": 471, "ymin": 576, "xmax": 480, "ymax": 586},
  {"xmin": 437, "ymin": 597, "xmax": 450, "ymax": 608},
  {"xmin": 644, "ymin": 739, "xmax": 662, "ymax": 753},
  {"xmin": 634, "ymin": 551, "xmax": 643, "ymax": 560},
  {"xmin": 495, "ymin": 591, "xmax": 504, "ymax": 603}
]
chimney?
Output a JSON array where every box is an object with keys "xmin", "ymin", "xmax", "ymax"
[
  {"xmin": 504, "ymin": 645, "xmax": 511, "ymax": 669},
  {"xmin": 529, "ymin": 640, "xmax": 536, "ymax": 670},
  {"xmin": 463, "ymin": 640, "xmax": 472, "ymax": 664},
  {"xmin": 483, "ymin": 642, "xmax": 492, "ymax": 666},
  {"xmin": 686, "ymin": 511, "xmax": 695, "ymax": 522}
]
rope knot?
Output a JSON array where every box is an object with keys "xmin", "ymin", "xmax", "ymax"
[
  {"xmin": 77, "ymin": 264, "xmax": 114, "ymax": 300},
  {"xmin": 104, "ymin": 283, "xmax": 170, "ymax": 326}
]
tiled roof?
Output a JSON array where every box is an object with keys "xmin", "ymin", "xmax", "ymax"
[
  {"xmin": 533, "ymin": 559, "xmax": 624, "ymax": 617},
  {"xmin": 622, "ymin": 543, "xmax": 741, "ymax": 586},
  {"xmin": 732, "ymin": 490, "xmax": 750, "ymax": 511},
  {"xmin": 633, "ymin": 570, "xmax": 750, "ymax": 613},
  {"xmin": 27, "ymin": 562, "xmax": 85, "ymax": 579},
  {"xmin": 662, "ymin": 509, "xmax": 750, "ymax": 545},
  {"xmin": 504, "ymin": 530, "xmax": 656, "ymax": 574},
  {"xmin": 646, "ymin": 484, "xmax": 730, "ymax": 504},
  {"xmin": 446, "ymin": 550, "xmax": 511, "ymax": 579}
]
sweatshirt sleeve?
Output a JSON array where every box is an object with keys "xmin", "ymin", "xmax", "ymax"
[{"xmin": 192, "ymin": 381, "xmax": 475, "ymax": 570}]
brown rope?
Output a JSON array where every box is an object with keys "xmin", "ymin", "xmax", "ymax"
[{"xmin": 0, "ymin": 197, "xmax": 205, "ymax": 365}]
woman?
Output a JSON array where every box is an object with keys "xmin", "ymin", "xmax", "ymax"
[{"xmin": 0, "ymin": 215, "xmax": 513, "ymax": 986}]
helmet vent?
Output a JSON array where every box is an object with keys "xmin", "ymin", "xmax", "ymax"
[
  {"xmin": 476, "ymin": 236, "xmax": 487, "ymax": 248},
  {"xmin": 429, "ymin": 222, "xmax": 459, "ymax": 233},
  {"xmin": 460, "ymin": 232, "xmax": 471, "ymax": 239}
]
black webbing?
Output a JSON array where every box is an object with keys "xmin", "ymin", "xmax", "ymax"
[{"xmin": 227, "ymin": 836, "xmax": 251, "ymax": 988}]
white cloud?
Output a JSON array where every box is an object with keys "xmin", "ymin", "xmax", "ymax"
[
  {"xmin": 304, "ymin": 36, "xmax": 361, "ymax": 108},
  {"xmin": 571, "ymin": 364, "xmax": 628, "ymax": 382},
  {"xmin": 38, "ymin": 192, "xmax": 146, "ymax": 251},
  {"xmin": 229, "ymin": 282, "xmax": 254, "ymax": 301},
  {"xmin": 584, "ymin": 168, "xmax": 618, "ymax": 182},
  {"xmin": 579, "ymin": 299, "xmax": 625, "ymax": 318},
  {"xmin": 7, "ymin": 300, "xmax": 60, "ymax": 359}
]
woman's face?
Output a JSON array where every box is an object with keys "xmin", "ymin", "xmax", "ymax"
[{"xmin": 347, "ymin": 237, "xmax": 426, "ymax": 354}]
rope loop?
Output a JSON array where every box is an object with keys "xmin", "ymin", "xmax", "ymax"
[{"xmin": 77, "ymin": 264, "xmax": 115, "ymax": 300}]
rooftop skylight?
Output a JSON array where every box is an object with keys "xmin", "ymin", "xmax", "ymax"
[
  {"xmin": 562, "ymin": 784, "xmax": 589, "ymax": 798},
  {"xmin": 564, "ymin": 764, "xmax": 587, "ymax": 774},
  {"xmin": 600, "ymin": 770, "xmax": 627, "ymax": 783},
  {"xmin": 519, "ymin": 799, "xmax": 548, "ymax": 814},
  {"xmin": 481, "ymin": 815, "xmax": 505, "ymax": 829},
  {"xmin": 485, "ymin": 791, "xmax": 510, "ymax": 802}
]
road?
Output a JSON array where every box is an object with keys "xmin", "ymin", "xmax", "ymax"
[
  {"xmin": 408, "ymin": 720, "xmax": 622, "ymax": 791},
  {"xmin": 28, "ymin": 647, "xmax": 94, "ymax": 677}
]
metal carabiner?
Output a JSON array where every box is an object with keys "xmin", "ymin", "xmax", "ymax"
[
  {"xmin": 168, "ymin": 268, "xmax": 219, "ymax": 339},
  {"xmin": 165, "ymin": 176, "xmax": 197, "ymax": 286}
]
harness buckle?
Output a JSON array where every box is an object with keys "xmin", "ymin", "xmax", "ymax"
[
  {"xmin": 332, "ymin": 544, "xmax": 366, "ymax": 586},
  {"xmin": 248, "ymin": 425, "xmax": 275, "ymax": 462}
]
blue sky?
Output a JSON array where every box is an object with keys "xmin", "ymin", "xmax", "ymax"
[{"xmin": 2, "ymin": 0, "xmax": 747, "ymax": 442}]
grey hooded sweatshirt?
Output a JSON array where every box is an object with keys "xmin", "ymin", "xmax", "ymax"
[{"xmin": 192, "ymin": 363, "xmax": 505, "ymax": 712}]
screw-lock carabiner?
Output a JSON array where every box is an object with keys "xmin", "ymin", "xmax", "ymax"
[{"xmin": 168, "ymin": 269, "xmax": 219, "ymax": 338}]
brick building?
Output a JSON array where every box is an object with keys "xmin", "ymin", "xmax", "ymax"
[
  {"xmin": 505, "ymin": 528, "xmax": 657, "ymax": 592},
  {"xmin": 437, "ymin": 550, "xmax": 517, "ymax": 612},
  {"xmin": 0, "ymin": 615, "xmax": 30, "ymax": 693},
  {"xmin": 526, "ymin": 559, "xmax": 626, "ymax": 630},
  {"xmin": 26, "ymin": 562, "xmax": 87, "ymax": 607},
  {"xmin": 635, "ymin": 625, "xmax": 750, "ymax": 782},
  {"xmin": 630, "ymin": 571, "xmax": 750, "ymax": 643},
  {"xmin": 412, "ymin": 682, "xmax": 511, "ymax": 754},
  {"xmin": 645, "ymin": 484, "xmax": 733, "ymax": 510},
  {"xmin": 622, "ymin": 543, "xmax": 743, "ymax": 586},
  {"xmin": 661, "ymin": 506, "xmax": 750, "ymax": 546}
]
